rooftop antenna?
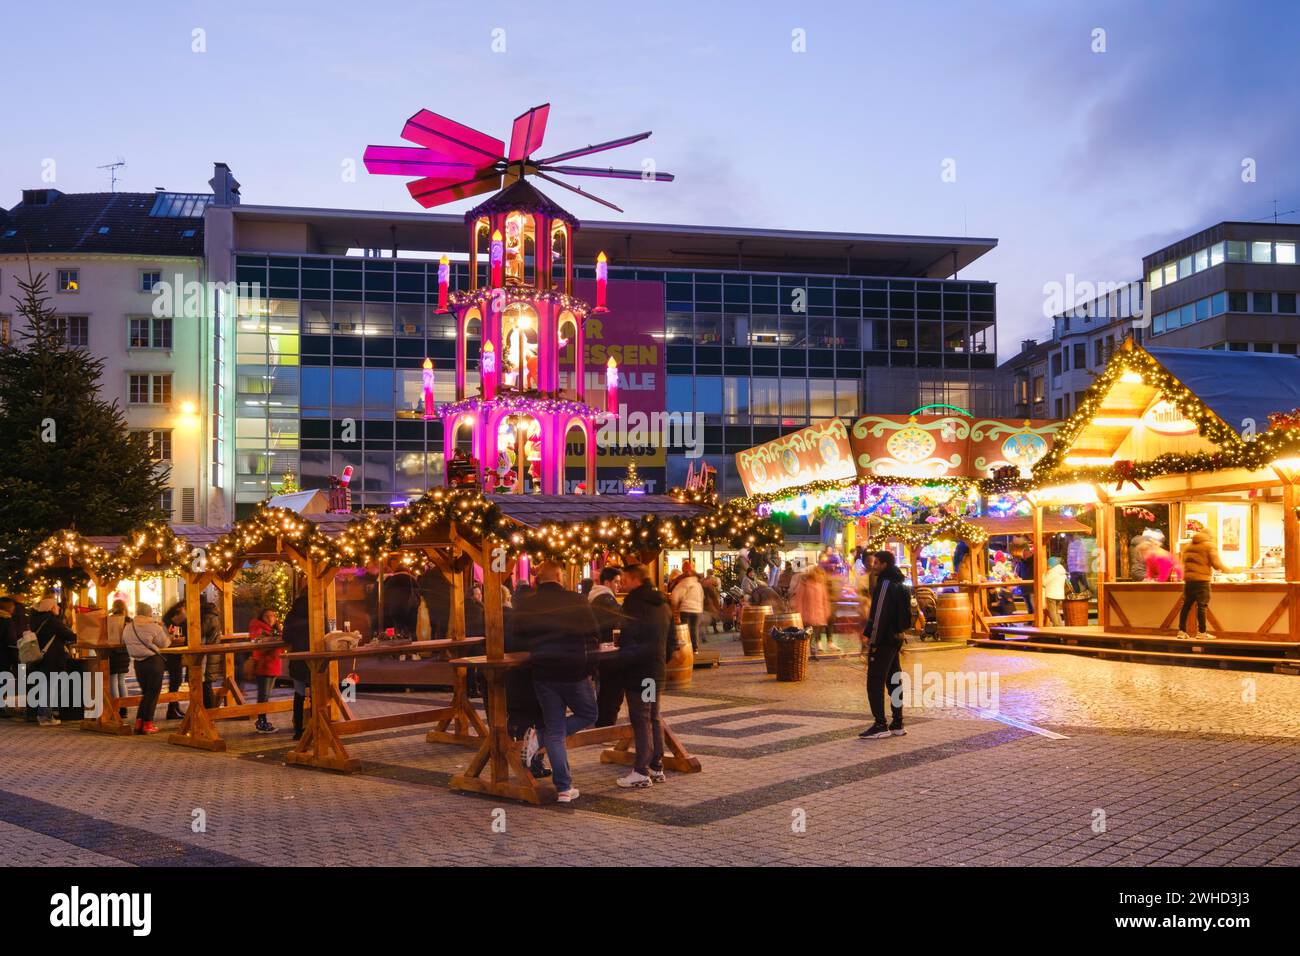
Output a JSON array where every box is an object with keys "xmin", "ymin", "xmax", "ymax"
[
  {"xmin": 97, "ymin": 158, "xmax": 126, "ymax": 192},
  {"xmin": 1253, "ymin": 198, "xmax": 1296, "ymax": 224}
]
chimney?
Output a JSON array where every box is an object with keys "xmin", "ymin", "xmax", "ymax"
[
  {"xmin": 21, "ymin": 188, "xmax": 64, "ymax": 207},
  {"xmin": 1020, "ymin": 338, "xmax": 1037, "ymax": 353},
  {"xmin": 209, "ymin": 163, "xmax": 241, "ymax": 206}
]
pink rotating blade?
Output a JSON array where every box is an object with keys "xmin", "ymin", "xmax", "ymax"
[
  {"xmin": 407, "ymin": 172, "xmax": 501, "ymax": 208},
  {"xmin": 401, "ymin": 109, "xmax": 505, "ymax": 167},
  {"xmin": 508, "ymin": 103, "xmax": 551, "ymax": 163},
  {"xmin": 363, "ymin": 145, "xmax": 479, "ymax": 179}
]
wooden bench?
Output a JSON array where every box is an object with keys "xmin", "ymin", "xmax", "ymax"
[
  {"xmin": 446, "ymin": 647, "xmax": 701, "ymax": 805},
  {"xmin": 280, "ymin": 636, "xmax": 487, "ymax": 772}
]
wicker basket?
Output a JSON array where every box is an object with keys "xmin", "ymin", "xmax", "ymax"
[
  {"xmin": 1063, "ymin": 597, "xmax": 1090, "ymax": 627},
  {"xmin": 774, "ymin": 634, "xmax": 810, "ymax": 682}
]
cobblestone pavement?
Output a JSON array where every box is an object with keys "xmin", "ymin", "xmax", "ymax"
[{"xmin": 2, "ymin": 633, "xmax": 1299, "ymax": 866}]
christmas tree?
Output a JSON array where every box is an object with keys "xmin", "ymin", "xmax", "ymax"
[
  {"xmin": 0, "ymin": 265, "xmax": 168, "ymax": 589},
  {"xmin": 623, "ymin": 459, "xmax": 645, "ymax": 494}
]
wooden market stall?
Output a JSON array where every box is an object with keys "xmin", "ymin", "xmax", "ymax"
[{"xmin": 994, "ymin": 341, "xmax": 1300, "ymax": 667}]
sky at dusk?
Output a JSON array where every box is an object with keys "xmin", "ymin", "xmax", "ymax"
[{"xmin": 3, "ymin": 0, "xmax": 1298, "ymax": 357}]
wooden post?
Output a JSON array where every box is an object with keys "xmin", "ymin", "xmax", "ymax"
[
  {"xmin": 482, "ymin": 541, "xmax": 505, "ymax": 661},
  {"xmin": 1032, "ymin": 504, "xmax": 1045, "ymax": 628},
  {"xmin": 447, "ymin": 551, "xmax": 466, "ymax": 641},
  {"xmin": 1095, "ymin": 502, "xmax": 1111, "ymax": 629},
  {"xmin": 1283, "ymin": 481, "xmax": 1300, "ymax": 642}
]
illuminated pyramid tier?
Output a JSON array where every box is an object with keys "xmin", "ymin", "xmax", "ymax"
[{"xmin": 440, "ymin": 180, "xmax": 606, "ymax": 495}]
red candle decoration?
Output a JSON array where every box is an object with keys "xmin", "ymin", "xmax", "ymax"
[
  {"xmin": 422, "ymin": 357, "xmax": 436, "ymax": 419},
  {"xmin": 606, "ymin": 356, "xmax": 618, "ymax": 414},
  {"xmin": 594, "ymin": 251, "xmax": 609, "ymax": 313},
  {"xmin": 436, "ymin": 254, "xmax": 450, "ymax": 313},
  {"xmin": 490, "ymin": 230, "xmax": 504, "ymax": 287}
]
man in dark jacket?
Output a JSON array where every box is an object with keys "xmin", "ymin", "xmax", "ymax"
[
  {"xmin": 511, "ymin": 563, "xmax": 599, "ymax": 802},
  {"xmin": 860, "ymin": 551, "xmax": 911, "ymax": 740},
  {"xmin": 588, "ymin": 566, "xmax": 625, "ymax": 727},
  {"xmin": 28, "ymin": 597, "xmax": 77, "ymax": 726},
  {"xmin": 614, "ymin": 564, "xmax": 673, "ymax": 788}
]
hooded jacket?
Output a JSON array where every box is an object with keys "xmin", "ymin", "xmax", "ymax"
[
  {"xmin": 617, "ymin": 581, "xmax": 672, "ymax": 691},
  {"xmin": 864, "ymin": 565, "xmax": 911, "ymax": 647},
  {"xmin": 1181, "ymin": 532, "xmax": 1229, "ymax": 582},
  {"xmin": 587, "ymin": 584, "xmax": 621, "ymax": 644},
  {"xmin": 123, "ymin": 614, "xmax": 170, "ymax": 661}
]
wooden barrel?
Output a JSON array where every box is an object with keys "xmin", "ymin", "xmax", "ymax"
[
  {"xmin": 666, "ymin": 623, "xmax": 695, "ymax": 689},
  {"xmin": 936, "ymin": 591, "xmax": 972, "ymax": 643},
  {"xmin": 764, "ymin": 611, "xmax": 803, "ymax": 675},
  {"xmin": 739, "ymin": 604, "xmax": 771, "ymax": 657}
]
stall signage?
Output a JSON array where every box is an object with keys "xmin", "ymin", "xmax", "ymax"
[
  {"xmin": 735, "ymin": 420, "xmax": 853, "ymax": 495},
  {"xmin": 1142, "ymin": 399, "xmax": 1198, "ymax": 437}
]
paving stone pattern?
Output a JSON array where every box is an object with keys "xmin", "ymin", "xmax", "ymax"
[{"xmin": 1, "ymin": 635, "xmax": 1299, "ymax": 866}]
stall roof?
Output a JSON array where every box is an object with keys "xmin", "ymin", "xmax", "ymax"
[
  {"xmin": 969, "ymin": 514, "xmax": 1089, "ymax": 535},
  {"xmin": 1147, "ymin": 347, "xmax": 1300, "ymax": 434}
]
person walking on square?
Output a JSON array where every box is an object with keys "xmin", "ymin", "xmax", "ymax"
[
  {"xmin": 792, "ymin": 564, "xmax": 833, "ymax": 658},
  {"xmin": 669, "ymin": 559, "xmax": 704, "ymax": 651},
  {"xmin": 588, "ymin": 566, "xmax": 625, "ymax": 727},
  {"xmin": 701, "ymin": 567, "xmax": 723, "ymax": 636},
  {"xmin": 512, "ymin": 562, "xmax": 599, "ymax": 803},
  {"xmin": 1178, "ymin": 531, "xmax": 1228, "ymax": 640},
  {"xmin": 615, "ymin": 564, "xmax": 673, "ymax": 789},
  {"xmin": 859, "ymin": 551, "xmax": 911, "ymax": 740},
  {"xmin": 1043, "ymin": 556, "xmax": 1067, "ymax": 627},
  {"xmin": 123, "ymin": 602, "xmax": 171, "ymax": 734}
]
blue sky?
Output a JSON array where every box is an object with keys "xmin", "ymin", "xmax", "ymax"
[{"xmin": 3, "ymin": 0, "xmax": 1298, "ymax": 355}]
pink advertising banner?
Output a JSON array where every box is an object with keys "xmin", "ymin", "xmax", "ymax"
[{"xmin": 568, "ymin": 277, "xmax": 667, "ymax": 493}]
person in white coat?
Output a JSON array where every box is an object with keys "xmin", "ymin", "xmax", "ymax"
[
  {"xmin": 669, "ymin": 560, "xmax": 705, "ymax": 650},
  {"xmin": 1043, "ymin": 556, "xmax": 1067, "ymax": 627}
]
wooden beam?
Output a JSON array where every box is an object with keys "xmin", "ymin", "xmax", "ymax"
[{"xmin": 1032, "ymin": 505, "xmax": 1045, "ymax": 628}]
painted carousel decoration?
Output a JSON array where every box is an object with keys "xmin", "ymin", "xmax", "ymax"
[{"xmin": 365, "ymin": 104, "xmax": 675, "ymax": 495}]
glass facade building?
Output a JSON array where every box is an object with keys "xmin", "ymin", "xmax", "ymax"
[{"xmin": 218, "ymin": 206, "xmax": 1001, "ymax": 512}]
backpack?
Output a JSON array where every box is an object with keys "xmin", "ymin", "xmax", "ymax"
[{"xmin": 17, "ymin": 621, "xmax": 55, "ymax": 665}]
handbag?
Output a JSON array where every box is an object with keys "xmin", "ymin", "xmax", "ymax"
[{"xmin": 17, "ymin": 622, "xmax": 55, "ymax": 665}]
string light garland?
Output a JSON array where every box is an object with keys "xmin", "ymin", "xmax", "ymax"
[{"xmin": 863, "ymin": 514, "xmax": 990, "ymax": 552}]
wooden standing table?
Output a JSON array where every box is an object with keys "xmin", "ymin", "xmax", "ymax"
[
  {"xmin": 159, "ymin": 640, "xmax": 287, "ymax": 751},
  {"xmin": 281, "ymin": 636, "xmax": 487, "ymax": 772}
]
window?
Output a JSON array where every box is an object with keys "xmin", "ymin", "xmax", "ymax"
[
  {"xmin": 140, "ymin": 270, "xmax": 162, "ymax": 293},
  {"xmin": 1277, "ymin": 242, "xmax": 1296, "ymax": 265},
  {"xmin": 1163, "ymin": 262, "xmax": 1176, "ymax": 285},
  {"xmin": 134, "ymin": 429, "xmax": 173, "ymax": 461},
  {"xmin": 1194, "ymin": 249, "xmax": 1208, "ymax": 272},
  {"xmin": 1148, "ymin": 268, "xmax": 1163, "ymax": 291},
  {"xmin": 0, "ymin": 315, "xmax": 9, "ymax": 345},
  {"xmin": 57, "ymin": 269, "xmax": 79, "ymax": 292},
  {"xmin": 1073, "ymin": 343, "xmax": 1086, "ymax": 370},
  {"xmin": 1278, "ymin": 293, "xmax": 1297, "ymax": 314},
  {"xmin": 1251, "ymin": 241, "xmax": 1273, "ymax": 263},
  {"xmin": 1050, "ymin": 352, "xmax": 1062, "ymax": 377},
  {"xmin": 1094, "ymin": 339, "xmax": 1104, "ymax": 366},
  {"xmin": 1210, "ymin": 242, "xmax": 1225, "ymax": 267},
  {"xmin": 158, "ymin": 489, "xmax": 174, "ymax": 515},
  {"xmin": 1177, "ymin": 255, "xmax": 1192, "ymax": 279},
  {"xmin": 1253, "ymin": 292, "xmax": 1273, "ymax": 313},
  {"xmin": 1211, "ymin": 292, "xmax": 1227, "ymax": 315},
  {"xmin": 129, "ymin": 373, "xmax": 173, "ymax": 405},
  {"xmin": 51, "ymin": 315, "xmax": 88, "ymax": 347},
  {"xmin": 1032, "ymin": 376, "xmax": 1045, "ymax": 404},
  {"xmin": 1228, "ymin": 291, "xmax": 1249, "ymax": 312},
  {"xmin": 129, "ymin": 316, "xmax": 173, "ymax": 349}
]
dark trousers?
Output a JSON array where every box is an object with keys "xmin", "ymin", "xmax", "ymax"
[
  {"xmin": 1069, "ymin": 571, "xmax": 1089, "ymax": 594},
  {"xmin": 625, "ymin": 686, "xmax": 664, "ymax": 775},
  {"xmin": 866, "ymin": 640, "xmax": 904, "ymax": 728},
  {"xmin": 1179, "ymin": 581, "xmax": 1212, "ymax": 633},
  {"xmin": 164, "ymin": 654, "xmax": 184, "ymax": 717},
  {"xmin": 134, "ymin": 655, "xmax": 165, "ymax": 724},
  {"xmin": 595, "ymin": 662, "xmax": 624, "ymax": 727},
  {"xmin": 256, "ymin": 676, "xmax": 274, "ymax": 703},
  {"xmin": 680, "ymin": 612, "xmax": 700, "ymax": 650}
]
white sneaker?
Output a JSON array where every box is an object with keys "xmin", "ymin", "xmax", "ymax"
[
  {"xmin": 648, "ymin": 768, "xmax": 666, "ymax": 783},
  {"xmin": 556, "ymin": 788, "xmax": 580, "ymax": 803},
  {"xmin": 617, "ymin": 771, "xmax": 653, "ymax": 789},
  {"xmin": 1176, "ymin": 631, "xmax": 1191, "ymax": 640},
  {"xmin": 1199, "ymin": 632, "xmax": 1217, "ymax": 641},
  {"xmin": 521, "ymin": 727, "xmax": 539, "ymax": 766}
]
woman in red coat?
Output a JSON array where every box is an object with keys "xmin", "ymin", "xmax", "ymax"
[{"xmin": 249, "ymin": 608, "xmax": 282, "ymax": 733}]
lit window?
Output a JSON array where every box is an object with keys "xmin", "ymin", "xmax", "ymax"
[
  {"xmin": 57, "ymin": 269, "xmax": 79, "ymax": 292},
  {"xmin": 1276, "ymin": 242, "xmax": 1296, "ymax": 265},
  {"xmin": 1148, "ymin": 268, "xmax": 1163, "ymax": 291},
  {"xmin": 1210, "ymin": 242, "xmax": 1225, "ymax": 266},
  {"xmin": 134, "ymin": 429, "xmax": 173, "ymax": 462},
  {"xmin": 1163, "ymin": 262, "xmax": 1176, "ymax": 285},
  {"xmin": 1252, "ymin": 242, "xmax": 1272, "ymax": 263},
  {"xmin": 129, "ymin": 317, "xmax": 173, "ymax": 349},
  {"xmin": 129, "ymin": 373, "xmax": 173, "ymax": 405}
]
